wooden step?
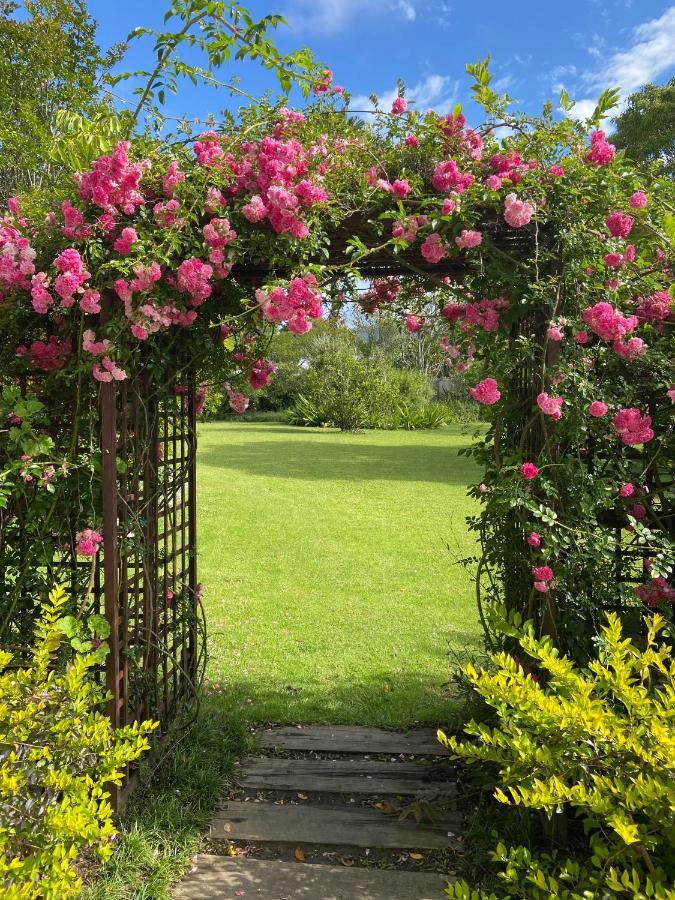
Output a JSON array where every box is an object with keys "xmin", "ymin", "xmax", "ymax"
[
  {"xmin": 237, "ymin": 756, "xmax": 455, "ymax": 796},
  {"xmin": 212, "ymin": 801, "xmax": 460, "ymax": 850},
  {"xmin": 174, "ymin": 855, "xmax": 450, "ymax": 899},
  {"xmin": 257, "ymin": 726, "xmax": 445, "ymax": 756}
]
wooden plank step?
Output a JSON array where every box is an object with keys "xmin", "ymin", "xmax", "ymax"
[
  {"xmin": 237, "ymin": 756, "xmax": 455, "ymax": 796},
  {"xmin": 212, "ymin": 801, "xmax": 459, "ymax": 850},
  {"xmin": 174, "ymin": 855, "xmax": 449, "ymax": 899},
  {"xmin": 257, "ymin": 726, "xmax": 445, "ymax": 756}
]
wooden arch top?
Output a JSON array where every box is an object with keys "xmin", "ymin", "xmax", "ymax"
[{"xmin": 231, "ymin": 211, "xmax": 539, "ymax": 282}]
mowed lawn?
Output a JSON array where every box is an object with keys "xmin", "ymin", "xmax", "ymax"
[{"xmin": 197, "ymin": 422, "xmax": 482, "ymax": 726}]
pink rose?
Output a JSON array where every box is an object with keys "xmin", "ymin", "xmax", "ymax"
[
  {"xmin": 588, "ymin": 401, "xmax": 608, "ymax": 418},
  {"xmin": 469, "ymin": 378, "xmax": 501, "ymax": 405}
]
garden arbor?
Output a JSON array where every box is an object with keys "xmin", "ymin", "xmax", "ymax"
[{"xmin": 0, "ymin": 89, "xmax": 673, "ymax": 802}]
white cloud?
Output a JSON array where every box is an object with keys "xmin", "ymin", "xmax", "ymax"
[
  {"xmin": 350, "ymin": 74, "xmax": 458, "ymax": 115},
  {"xmin": 283, "ymin": 0, "xmax": 417, "ymax": 33},
  {"xmin": 568, "ymin": 5, "xmax": 675, "ymax": 119},
  {"xmin": 568, "ymin": 98, "xmax": 599, "ymax": 120},
  {"xmin": 397, "ymin": 0, "xmax": 416, "ymax": 20}
]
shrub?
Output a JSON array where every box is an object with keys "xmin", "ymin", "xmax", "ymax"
[
  {"xmin": 439, "ymin": 612, "xmax": 675, "ymax": 899},
  {"xmin": 0, "ymin": 586, "xmax": 156, "ymax": 899},
  {"xmin": 395, "ymin": 403, "xmax": 449, "ymax": 430},
  {"xmin": 295, "ymin": 348, "xmax": 435, "ymax": 431},
  {"xmin": 288, "ymin": 394, "xmax": 326, "ymax": 427},
  {"xmin": 302, "ymin": 348, "xmax": 391, "ymax": 431}
]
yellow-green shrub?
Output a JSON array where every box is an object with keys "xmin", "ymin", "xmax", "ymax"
[
  {"xmin": 0, "ymin": 586, "xmax": 156, "ymax": 899},
  {"xmin": 440, "ymin": 612, "xmax": 675, "ymax": 899}
]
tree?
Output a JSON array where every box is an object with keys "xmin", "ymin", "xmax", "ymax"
[
  {"xmin": 612, "ymin": 79, "xmax": 675, "ymax": 175},
  {"xmin": 0, "ymin": 0, "xmax": 120, "ymax": 196}
]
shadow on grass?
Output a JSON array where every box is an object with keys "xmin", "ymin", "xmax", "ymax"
[
  {"xmin": 208, "ymin": 660, "xmax": 481, "ymax": 729},
  {"xmin": 198, "ymin": 437, "xmax": 478, "ymax": 485}
]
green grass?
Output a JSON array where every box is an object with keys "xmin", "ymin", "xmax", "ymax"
[
  {"xmin": 83, "ymin": 699, "xmax": 248, "ymax": 900},
  {"xmin": 89, "ymin": 421, "xmax": 482, "ymax": 898},
  {"xmin": 199, "ymin": 422, "xmax": 482, "ymax": 726}
]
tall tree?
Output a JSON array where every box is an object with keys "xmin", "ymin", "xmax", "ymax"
[
  {"xmin": 612, "ymin": 79, "xmax": 675, "ymax": 175},
  {"xmin": 0, "ymin": 0, "xmax": 119, "ymax": 196}
]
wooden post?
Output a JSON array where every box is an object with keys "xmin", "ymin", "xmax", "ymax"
[{"xmin": 101, "ymin": 378, "xmax": 121, "ymax": 808}]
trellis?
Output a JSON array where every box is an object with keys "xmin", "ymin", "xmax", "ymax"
[
  {"xmin": 0, "ymin": 215, "xmax": 660, "ymax": 806},
  {"xmin": 98, "ymin": 360, "xmax": 200, "ymax": 804}
]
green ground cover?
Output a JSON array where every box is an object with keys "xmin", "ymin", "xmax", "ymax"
[{"xmin": 198, "ymin": 422, "xmax": 482, "ymax": 726}]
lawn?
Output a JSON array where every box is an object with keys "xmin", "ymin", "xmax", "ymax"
[
  {"xmin": 86, "ymin": 422, "xmax": 482, "ymax": 898},
  {"xmin": 198, "ymin": 422, "xmax": 482, "ymax": 726}
]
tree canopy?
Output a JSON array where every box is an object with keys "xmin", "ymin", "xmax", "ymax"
[{"xmin": 612, "ymin": 79, "xmax": 675, "ymax": 176}]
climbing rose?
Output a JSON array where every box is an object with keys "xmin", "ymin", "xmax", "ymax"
[
  {"xmin": 469, "ymin": 378, "xmax": 501, "ymax": 405},
  {"xmin": 636, "ymin": 291, "xmax": 671, "ymax": 323},
  {"xmin": 485, "ymin": 175, "xmax": 502, "ymax": 190},
  {"xmin": 620, "ymin": 483, "xmax": 635, "ymax": 497},
  {"xmin": 225, "ymin": 384, "xmax": 249, "ymax": 413},
  {"xmin": 546, "ymin": 325, "xmax": 564, "ymax": 341},
  {"xmin": 193, "ymin": 131, "xmax": 223, "ymax": 166},
  {"xmin": 113, "ymin": 227, "xmax": 138, "ymax": 256},
  {"xmin": 634, "ymin": 577, "xmax": 675, "ymax": 608},
  {"xmin": 532, "ymin": 564, "xmax": 554, "ymax": 593},
  {"xmin": 75, "ymin": 528, "xmax": 103, "ymax": 557},
  {"xmin": 455, "ymin": 229, "xmax": 482, "ymax": 249},
  {"xmin": 75, "ymin": 140, "xmax": 149, "ymax": 213},
  {"xmin": 605, "ymin": 211, "xmax": 633, "ymax": 238},
  {"xmin": 441, "ymin": 198, "xmax": 456, "ymax": 214},
  {"xmin": 582, "ymin": 302, "xmax": 637, "ymax": 342},
  {"xmin": 585, "ymin": 130, "xmax": 615, "ymax": 166},
  {"xmin": 588, "ymin": 400, "xmax": 608, "ymax": 418},
  {"xmin": 431, "ymin": 160, "xmax": 473, "ymax": 193},
  {"xmin": 391, "ymin": 179, "xmax": 411, "ymax": 197},
  {"xmin": 527, "ymin": 532, "xmax": 542, "ymax": 547},
  {"xmin": 248, "ymin": 359, "xmax": 275, "ymax": 390},
  {"xmin": 613, "ymin": 336, "xmax": 646, "ymax": 360},
  {"xmin": 391, "ymin": 97, "xmax": 407, "ymax": 115},
  {"xmin": 503, "ymin": 193, "xmax": 534, "ymax": 228},
  {"xmin": 549, "ymin": 165, "xmax": 564, "ymax": 177},
  {"xmin": 82, "ymin": 329, "xmax": 109, "ymax": 356},
  {"xmin": 405, "ymin": 134, "xmax": 420, "ymax": 147},
  {"xmin": 537, "ymin": 392, "xmax": 563, "ymax": 419},
  {"xmin": 93, "ymin": 356, "xmax": 127, "ymax": 382},
  {"xmin": 405, "ymin": 314, "xmax": 423, "ymax": 333},
  {"xmin": 629, "ymin": 191, "xmax": 647, "ymax": 208},
  {"xmin": 612, "ymin": 408, "xmax": 654, "ymax": 446},
  {"xmin": 420, "ymin": 233, "xmax": 447, "ymax": 264},
  {"xmin": 162, "ymin": 161, "xmax": 185, "ymax": 197},
  {"xmin": 520, "ymin": 462, "xmax": 539, "ymax": 480}
]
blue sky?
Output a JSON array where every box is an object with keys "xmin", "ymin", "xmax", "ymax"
[{"xmin": 88, "ymin": 0, "xmax": 675, "ymax": 127}]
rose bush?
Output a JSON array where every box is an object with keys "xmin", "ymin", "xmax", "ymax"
[{"xmin": 0, "ymin": 55, "xmax": 672, "ymax": 657}]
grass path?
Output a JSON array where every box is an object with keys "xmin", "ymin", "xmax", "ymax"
[{"xmin": 198, "ymin": 422, "xmax": 482, "ymax": 726}]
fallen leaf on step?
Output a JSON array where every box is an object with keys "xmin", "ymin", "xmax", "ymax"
[
  {"xmin": 294, "ymin": 847, "xmax": 305, "ymax": 862},
  {"xmin": 222, "ymin": 823, "xmax": 231, "ymax": 833},
  {"xmin": 409, "ymin": 852, "xmax": 424, "ymax": 861},
  {"xmin": 339, "ymin": 856, "xmax": 355, "ymax": 867},
  {"xmin": 380, "ymin": 800, "xmax": 399, "ymax": 815},
  {"xmin": 297, "ymin": 793, "xmax": 308, "ymax": 800}
]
